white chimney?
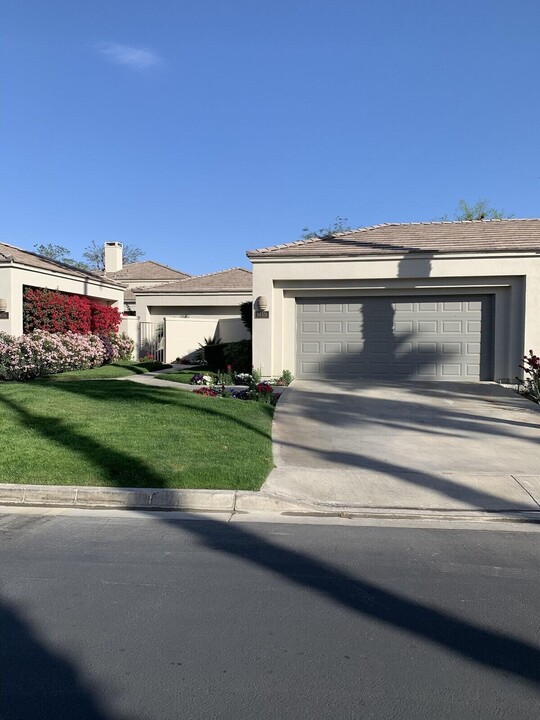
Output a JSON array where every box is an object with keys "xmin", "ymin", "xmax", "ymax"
[{"xmin": 104, "ymin": 242, "xmax": 123, "ymax": 273}]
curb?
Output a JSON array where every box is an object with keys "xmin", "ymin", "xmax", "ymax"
[
  {"xmin": 1, "ymin": 483, "xmax": 540, "ymax": 522},
  {"xmin": 0, "ymin": 484, "xmax": 312, "ymax": 514}
]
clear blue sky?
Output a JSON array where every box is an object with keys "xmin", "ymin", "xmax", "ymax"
[{"xmin": 2, "ymin": 1, "xmax": 540, "ymax": 275}]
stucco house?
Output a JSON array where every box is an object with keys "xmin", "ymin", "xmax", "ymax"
[
  {"xmin": 134, "ymin": 267, "xmax": 252, "ymax": 362},
  {"xmin": 0, "ymin": 242, "xmax": 125, "ymax": 337},
  {"xmin": 247, "ymin": 219, "xmax": 540, "ymax": 382},
  {"xmin": 100, "ymin": 241, "xmax": 191, "ymax": 313}
]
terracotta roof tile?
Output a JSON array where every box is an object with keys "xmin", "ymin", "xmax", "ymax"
[
  {"xmin": 0, "ymin": 242, "xmax": 123, "ymax": 285},
  {"xmin": 247, "ymin": 219, "xmax": 540, "ymax": 258},
  {"xmin": 104, "ymin": 260, "xmax": 190, "ymax": 281},
  {"xmin": 134, "ymin": 267, "xmax": 252, "ymax": 294}
]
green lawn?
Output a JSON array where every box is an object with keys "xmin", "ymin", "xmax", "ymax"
[
  {"xmin": 0, "ymin": 380, "xmax": 274, "ymax": 490},
  {"xmin": 35, "ymin": 360, "xmax": 171, "ymax": 382}
]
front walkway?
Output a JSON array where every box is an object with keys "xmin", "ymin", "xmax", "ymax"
[{"xmin": 263, "ymin": 381, "xmax": 540, "ymax": 512}]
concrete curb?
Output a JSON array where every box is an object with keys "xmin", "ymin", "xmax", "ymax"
[
  {"xmin": 1, "ymin": 483, "xmax": 540, "ymax": 523},
  {"xmin": 0, "ymin": 484, "xmax": 313, "ymax": 514}
]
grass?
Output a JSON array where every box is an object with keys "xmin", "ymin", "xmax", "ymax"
[
  {"xmin": 0, "ymin": 380, "xmax": 274, "ymax": 490},
  {"xmin": 34, "ymin": 360, "xmax": 171, "ymax": 382}
]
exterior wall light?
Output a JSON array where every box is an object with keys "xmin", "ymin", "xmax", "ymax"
[{"xmin": 257, "ymin": 296, "xmax": 268, "ymax": 311}]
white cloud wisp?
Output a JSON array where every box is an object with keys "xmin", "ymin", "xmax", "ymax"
[{"xmin": 97, "ymin": 42, "xmax": 161, "ymax": 70}]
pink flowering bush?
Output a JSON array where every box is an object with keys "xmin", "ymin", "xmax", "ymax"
[
  {"xmin": 100, "ymin": 332, "xmax": 134, "ymax": 362},
  {"xmin": 0, "ymin": 330, "xmax": 132, "ymax": 381}
]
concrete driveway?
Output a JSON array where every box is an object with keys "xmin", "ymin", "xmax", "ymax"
[{"xmin": 262, "ymin": 381, "xmax": 540, "ymax": 512}]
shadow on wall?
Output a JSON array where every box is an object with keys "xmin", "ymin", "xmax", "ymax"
[{"xmin": 302, "ymin": 252, "xmax": 492, "ymax": 382}]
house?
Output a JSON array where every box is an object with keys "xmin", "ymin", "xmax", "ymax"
[
  {"xmin": 0, "ymin": 242, "xmax": 124, "ymax": 337},
  {"xmin": 247, "ymin": 219, "xmax": 540, "ymax": 382},
  {"xmin": 134, "ymin": 267, "xmax": 252, "ymax": 362},
  {"xmin": 101, "ymin": 242, "xmax": 191, "ymax": 313}
]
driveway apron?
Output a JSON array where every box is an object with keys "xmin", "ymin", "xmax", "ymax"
[{"xmin": 263, "ymin": 381, "xmax": 540, "ymax": 511}]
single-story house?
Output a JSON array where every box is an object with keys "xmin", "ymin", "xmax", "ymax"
[
  {"xmin": 247, "ymin": 219, "xmax": 540, "ymax": 382},
  {"xmin": 101, "ymin": 242, "xmax": 191, "ymax": 313},
  {"xmin": 134, "ymin": 267, "xmax": 252, "ymax": 362},
  {"xmin": 0, "ymin": 242, "xmax": 125, "ymax": 337}
]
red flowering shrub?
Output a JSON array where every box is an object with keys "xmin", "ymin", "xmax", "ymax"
[
  {"xmin": 256, "ymin": 382, "xmax": 274, "ymax": 394},
  {"xmin": 23, "ymin": 287, "xmax": 121, "ymax": 335},
  {"xmin": 193, "ymin": 387, "xmax": 218, "ymax": 397}
]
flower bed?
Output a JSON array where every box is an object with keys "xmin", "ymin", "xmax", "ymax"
[
  {"xmin": 191, "ymin": 379, "xmax": 280, "ymax": 406},
  {"xmin": 0, "ymin": 330, "xmax": 134, "ymax": 381}
]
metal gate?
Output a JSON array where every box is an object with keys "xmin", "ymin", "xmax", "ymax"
[{"xmin": 138, "ymin": 322, "xmax": 164, "ymax": 362}]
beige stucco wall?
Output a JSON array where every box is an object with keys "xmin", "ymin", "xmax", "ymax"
[
  {"xmin": 162, "ymin": 317, "xmax": 250, "ymax": 363},
  {"xmin": 0, "ymin": 263, "xmax": 124, "ymax": 337},
  {"xmin": 250, "ymin": 252, "xmax": 540, "ymax": 381},
  {"xmin": 134, "ymin": 291, "xmax": 250, "ymax": 322}
]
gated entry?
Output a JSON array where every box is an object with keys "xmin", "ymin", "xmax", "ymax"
[{"xmin": 138, "ymin": 322, "xmax": 164, "ymax": 362}]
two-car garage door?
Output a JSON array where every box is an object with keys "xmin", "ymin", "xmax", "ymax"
[{"xmin": 296, "ymin": 295, "xmax": 493, "ymax": 381}]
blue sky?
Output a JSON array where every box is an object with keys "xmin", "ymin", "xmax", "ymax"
[{"xmin": 2, "ymin": 1, "xmax": 540, "ymax": 274}]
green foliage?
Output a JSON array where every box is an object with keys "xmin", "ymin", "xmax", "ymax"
[
  {"xmin": 441, "ymin": 200, "xmax": 510, "ymax": 222},
  {"xmin": 251, "ymin": 367, "xmax": 262, "ymax": 384},
  {"xmin": 240, "ymin": 301, "xmax": 253, "ymax": 334},
  {"xmin": 301, "ymin": 216, "xmax": 352, "ymax": 239},
  {"xmin": 223, "ymin": 340, "xmax": 252, "ymax": 372},
  {"xmin": 33, "ymin": 243, "xmax": 90, "ymax": 269},
  {"xmin": 280, "ymin": 369, "xmax": 294, "ymax": 386}
]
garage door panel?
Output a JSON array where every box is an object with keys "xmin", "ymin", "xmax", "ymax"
[{"xmin": 296, "ymin": 295, "xmax": 493, "ymax": 381}]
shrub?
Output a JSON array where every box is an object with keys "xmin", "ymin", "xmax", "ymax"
[
  {"xmin": 223, "ymin": 340, "xmax": 252, "ymax": 373},
  {"xmin": 520, "ymin": 350, "xmax": 540, "ymax": 402},
  {"xmin": 239, "ymin": 301, "xmax": 253, "ymax": 335},
  {"xmin": 23, "ymin": 287, "xmax": 121, "ymax": 335},
  {"xmin": 0, "ymin": 330, "xmax": 108, "ymax": 381},
  {"xmin": 101, "ymin": 332, "xmax": 134, "ymax": 362}
]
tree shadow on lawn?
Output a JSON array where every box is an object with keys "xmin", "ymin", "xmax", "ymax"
[
  {"xmin": 0, "ymin": 387, "xmax": 274, "ymax": 487},
  {"xmin": 14, "ymin": 379, "xmax": 275, "ymax": 440},
  {"xmin": 1, "ymin": 392, "xmax": 540, "ymax": 691}
]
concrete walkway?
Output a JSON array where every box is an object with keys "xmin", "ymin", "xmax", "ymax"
[{"xmin": 263, "ymin": 381, "xmax": 540, "ymax": 512}]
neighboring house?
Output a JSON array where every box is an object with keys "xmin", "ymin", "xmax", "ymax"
[
  {"xmin": 101, "ymin": 242, "xmax": 191, "ymax": 313},
  {"xmin": 134, "ymin": 268, "xmax": 252, "ymax": 362},
  {"xmin": 247, "ymin": 219, "xmax": 540, "ymax": 382},
  {"xmin": 0, "ymin": 242, "xmax": 124, "ymax": 337}
]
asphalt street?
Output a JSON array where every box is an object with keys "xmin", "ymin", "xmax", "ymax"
[{"xmin": 1, "ymin": 511, "xmax": 539, "ymax": 720}]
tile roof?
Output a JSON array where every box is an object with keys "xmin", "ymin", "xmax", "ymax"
[
  {"xmin": 0, "ymin": 242, "xmax": 123, "ymax": 285},
  {"xmin": 134, "ymin": 267, "xmax": 252, "ymax": 294},
  {"xmin": 247, "ymin": 219, "xmax": 540, "ymax": 259},
  {"xmin": 104, "ymin": 260, "xmax": 190, "ymax": 281}
]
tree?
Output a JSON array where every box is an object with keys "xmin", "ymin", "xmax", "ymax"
[
  {"xmin": 33, "ymin": 243, "xmax": 91, "ymax": 269},
  {"xmin": 82, "ymin": 240, "xmax": 145, "ymax": 270},
  {"xmin": 33, "ymin": 243, "xmax": 75, "ymax": 264},
  {"xmin": 442, "ymin": 199, "xmax": 511, "ymax": 222},
  {"xmin": 300, "ymin": 216, "xmax": 352, "ymax": 239}
]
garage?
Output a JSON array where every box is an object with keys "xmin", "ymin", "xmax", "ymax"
[{"xmin": 296, "ymin": 294, "xmax": 494, "ymax": 381}]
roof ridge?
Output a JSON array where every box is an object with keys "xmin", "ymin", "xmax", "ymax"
[
  {"xmin": 0, "ymin": 241, "xmax": 108, "ymax": 279},
  {"xmin": 181, "ymin": 266, "xmax": 252, "ymax": 281},
  {"xmin": 247, "ymin": 218, "xmax": 540, "ymax": 255}
]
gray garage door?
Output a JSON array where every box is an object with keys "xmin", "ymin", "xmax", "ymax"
[{"xmin": 296, "ymin": 295, "xmax": 493, "ymax": 381}]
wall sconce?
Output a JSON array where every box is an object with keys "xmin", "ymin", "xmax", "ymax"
[
  {"xmin": 0, "ymin": 298, "xmax": 7, "ymax": 312},
  {"xmin": 257, "ymin": 296, "xmax": 268, "ymax": 311}
]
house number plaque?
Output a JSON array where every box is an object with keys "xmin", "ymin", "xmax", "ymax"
[
  {"xmin": 0, "ymin": 311, "xmax": 8, "ymax": 319},
  {"xmin": 254, "ymin": 310, "xmax": 269, "ymax": 319}
]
